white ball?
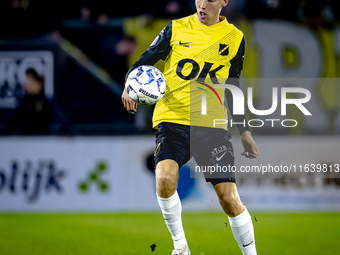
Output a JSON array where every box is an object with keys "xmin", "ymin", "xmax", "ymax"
[{"xmin": 126, "ymin": 65, "xmax": 166, "ymax": 105}]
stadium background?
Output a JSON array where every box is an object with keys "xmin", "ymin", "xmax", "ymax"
[{"xmin": 0, "ymin": 0, "xmax": 340, "ymax": 254}]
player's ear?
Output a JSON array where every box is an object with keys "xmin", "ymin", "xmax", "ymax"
[{"xmin": 222, "ymin": 0, "xmax": 228, "ymax": 7}]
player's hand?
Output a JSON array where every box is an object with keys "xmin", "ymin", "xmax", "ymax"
[
  {"xmin": 121, "ymin": 84, "xmax": 138, "ymax": 114},
  {"xmin": 241, "ymin": 131, "xmax": 259, "ymax": 159}
]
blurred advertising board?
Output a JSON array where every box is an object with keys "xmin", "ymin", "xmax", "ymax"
[{"xmin": 0, "ymin": 136, "xmax": 340, "ymax": 212}]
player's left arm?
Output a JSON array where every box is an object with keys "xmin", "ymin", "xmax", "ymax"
[
  {"xmin": 122, "ymin": 22, "xmax": 173, "ymax": 114},
  {"xmin": 125, "ymin": 22, "xmax": 172, "ymax": 80},
  {"xmin": 225, "ymin": 36, "xmax": 259, "ymax": 159}
]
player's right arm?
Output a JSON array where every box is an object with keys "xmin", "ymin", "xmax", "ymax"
[
  {"xmin": 122, "ymin": 22, "xmax": 173, "ymax": 114},
  {"xmin": 121, "ymin": 88, "xmax": 138, "ymax": 114}
]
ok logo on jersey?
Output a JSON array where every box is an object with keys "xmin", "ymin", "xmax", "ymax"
[{"xmin": 176, "ymin": 59, "xmax": 224, "ymax": 84}]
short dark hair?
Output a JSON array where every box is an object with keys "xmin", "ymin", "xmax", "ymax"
[{"xmin": 26, "ymin": 68, "xmax": 43, "ymax": 84}]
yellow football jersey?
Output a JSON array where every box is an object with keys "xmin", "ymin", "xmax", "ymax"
[{"xmin": 126, "ymin": 14, "xmax": 246, "ymax": 131}]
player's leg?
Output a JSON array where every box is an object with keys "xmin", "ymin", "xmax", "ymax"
[
  {"xmin": 214, "ymin": 182, "xmax": 244, "ymax": 217},
  {"xmin": 191, "ymin": 126, "xmax": 256, "ymax": 255},
  {"xmin": 156, "ymin": 159, "xmax": 179, "ymax": 198},
  {"xmin": 214, "ymin": 182, "xmax": 257, "ymax": 255},
  {"xmin": 154, "ymin": 123, "xmax": 191, "ymax": 254},
  {"xmin": 156, "ymin": 160, "xmax": 190, "ymax": 255}
]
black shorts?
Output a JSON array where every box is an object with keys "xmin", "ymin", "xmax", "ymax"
[{"xmin": 154, "ymin": 122, "xmax": 235, "ymax": 186}]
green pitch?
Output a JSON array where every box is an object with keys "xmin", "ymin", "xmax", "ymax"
[{"xmin": 0, "ymin": 212, "xmax": 339, "ymax": 255}]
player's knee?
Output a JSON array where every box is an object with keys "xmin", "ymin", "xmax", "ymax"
[
  {"xmin": 155, "ymin": 160, "xmax": 179, "ymax": 197},
  {"xmin": 218, "ymin": 193, "xmax": 241, "ymax": 215},
  {"xmin": 157, "ymin": 173, "xmax": 176, "ymax": 187},
  {"xmin": 156, "ymin": 170, "xmax": 178, "ymax": 197},
  {"xmin": 219, "ymin": 193, "xmax": 237, "ymax": 205},
  {"xmin": 156, "ymin": 173, "xmax": 177, "ymax": 197}
]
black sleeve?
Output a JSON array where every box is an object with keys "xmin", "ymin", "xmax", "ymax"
[
  {"xmin": 125, "ymin": 21, "xmax": 173, "ymax": 81},
  {"xmin": 224, "ymin": 37, "xmax": 250, "ymax": 135}
]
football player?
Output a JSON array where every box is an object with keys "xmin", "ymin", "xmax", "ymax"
[{"xmin": 122, "ymin": 0, "xmax": 259, "ymax": 254}]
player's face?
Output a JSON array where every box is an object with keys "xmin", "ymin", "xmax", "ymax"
[{"xmin": 196, "ymin": 0, "xmax": 228, "ymax": 26}]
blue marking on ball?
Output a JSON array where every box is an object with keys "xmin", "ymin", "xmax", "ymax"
[
  {"xmin": 146, "ymin": 69, "xmax": 155, "ymax": 84},
  {"xmin": 136, "ymin": 66, "xmax": 144, "ymax": 77}
]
